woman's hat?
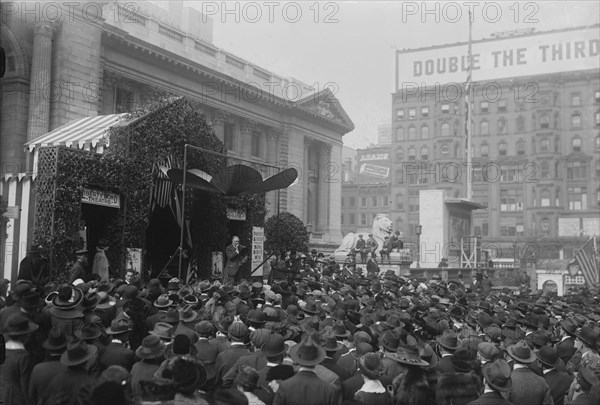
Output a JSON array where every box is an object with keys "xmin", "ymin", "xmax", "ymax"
[
  {"xmin": 154, "ymin": 294, "xmax": 173, "ymax": 309},
  {"xmin": 96, "ymin": 292, "xmax": 116, "ymax": 309},
  {"xmin": 43, "ymin": 326, "xmax": 68, "ymax": 351},
  {"xmin": 52, "ymin": 286, "xmax": 84, "ymax": 309},
  {"xmin": 136, "ymin": 334, "xmax": 166, "ymax": 360},
  {"xmin": 385, "ymin": 344, "xmax": 429, "ymax": 367},
  {"xmin": 289, "ymin": 335, "xmax": 326, "ymax": 366},
  {"xmin": 74, "ymin": 322, "xmax": 102, "ymax": 340},
  {"xmin": 507, "ymin": 340, "xmax": 537, "ymax": 363},
  {"xmin": 4, "ymin": 314, "xmax": 39, "ymax": 337},
  {"xmin": 482, "ymin": 359, "xmax": 512, "ymax": 392},
  {"xmin": 358, "ymin": 352, "xmax": 383, "ymax": 379},
  {"xmin": 150, "ymin": 322, "xmax": 174, "ymax": 340},
  {"xmin": 436, "ymin": 329, "xmax": 459, "ymax": 351},
  {"xmin": 60, "ymin": 340, "xmax": 98, "ymax": 366}
]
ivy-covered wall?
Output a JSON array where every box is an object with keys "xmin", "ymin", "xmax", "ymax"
[{"xmin": 34, "ymin": 97, "xmax": 265, "ymax": 281}]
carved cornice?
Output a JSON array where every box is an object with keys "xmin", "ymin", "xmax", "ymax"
[
  {"xmin": 304, "ymin": 136, "xmax": 313, "ymax": 149},
  {"xmin": 266, "ymin": 127, "xmax": 280, "ymax": 142}
]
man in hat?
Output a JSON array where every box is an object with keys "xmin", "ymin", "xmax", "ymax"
[
  {"xmin": 214, "ymin": 320, "xmax": 251, "ymax": 382},
  {"xmin": 17, "ymin": 243, "xmax": 49, "ymax": 289},
  {"xmin": 130, "ymin": 334, "xmax": 166, "ymax": 397},
  {"xmin": 274, "ymin": 334, "xmax": 339, "ymax": 405},
  {"xmin": 69, "ymin": 248, "xmax": 90, "ymax": 284},
  {"xmin": 391, "ymin": 230, "xmax": 403, "ymax": 252},
  {"xmin": 224, "ymin": 236, "xmax": 248, "ymax": 284},
  {"xmin": 556, "ymin": 318, "xmax": 578, "ymax": 364},
  {"xmin": 507, "ymin": 340, "xmax": 553, "ymax": 405},
  {"xmin": 29, "ymin": 327, "xmax": 68, "ymax": 405},
  {"xmin": 380, "ymin": 236, "xmax": 393, "ymax": 264},
  {"xmin": 537, "ymin": 346, "xmax": 572, "ymax": 405},
  {"xmin": 366, "ymin": 234, "xmax": 378, "ymax": 256},
  {"xmin": 436, "ymin": 329, "xmax": 460, "ymax": 374},
  {"xmin": 571, "ymin": 366, "xmax": 599, "ymax": 405},
  {"xmin": 100, "ymin": 318, "xmax": 135, "ymax": 371},
  {"xmin": 356, "ymin": 234, "xmax": 367, "ymax": 263},
  {"xmin": 468, "ymin": 359, "xmax": 513, "ymax": 405}
]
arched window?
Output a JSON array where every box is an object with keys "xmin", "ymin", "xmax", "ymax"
[
  {"xmin": 440, "ymin": 144, "xmax": 450, "ymax": 157},
  {"xmin": 408, "ymin": 126, "xmax": 417, "ymax": 140},
  {"xmin": 480, "ymin": 120, "xmax": 489, "ymax": 135},
  {"xmin": 540, "ymin": 115, "xmax": 550, "ymax": 129},
  {"xmin": 396, "ymin": 127, "xmax": 404, "ymax": 142},
  {"xmin": 516, "ymin": 115, "xmax": 525, "ymax": 132},
  {"xmin": 498, "ymin": 141, "xmax": 507, "ymax": 156},
  {"xmin": 441, "ymin": 122, "xmax": 450, "ymax": 137},
  {"xmin": 408, "ymin": 146, "xmax": 416, "ymax": 161},
  {"xmin": 516, "ymin": 139, "xmax": 525, "ymax": 156},
  {"xmin": 540, "ymin": 161, "xmax": 550, "ymax": 179},
  {"xmin": 540, "ymin": 217, "xmax": 551, "ymax": 234},
  {"xmin": 420, "ymin": 146, "xmax": 429, "ymax": 160},
  {"xmin": 480, "ymin": 143, "xmax": 489, "ymax": 158},
  {"xmin": 395, "ymin": 146, "xmax": 404, "ymax": 161},
  {"xmin": 572, "ymin": 136, "xmax": 582, "ymax": 152},
  {"xmin": 497, "ymin": 117, "xmax": 507, "ymax": 134},
  {"xmin": 540, "ymin": 138, "xmax": 550, "ymax": 152},
  {"xmin": 421, "ymin": 125, "xmax": 429, "ymax": 140},
  {"xmin": 541, "ymin": 189, "xmax": 551, "ymax": 207}
]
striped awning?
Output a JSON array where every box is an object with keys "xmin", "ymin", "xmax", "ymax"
[{"xmin": 25, "ymin": 113, "xmax": 129, "ymax": 152}]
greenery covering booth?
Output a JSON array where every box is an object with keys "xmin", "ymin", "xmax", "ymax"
[{"xmin": 34, "ymin": 98, "xmax": 265, "ymax": 282}]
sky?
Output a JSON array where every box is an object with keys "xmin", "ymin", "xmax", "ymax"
[{"xmin": 157, "ymin": 1, "xmax": 599, "ymax": 149}]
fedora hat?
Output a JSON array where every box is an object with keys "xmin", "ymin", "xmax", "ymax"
[
  {"xmin": 289, "ymin": 335, "xmax": 326, "ymax": 366},
  {"xmin": 578, "ymin": 366, "xmax": 600, "ymax": 389},
  {"xmin": 358, "ymin": 352, "xmax": 383, "ymax": 379},
  {"xmin": 60, "ymin": 340, "xmax": 98, "ymax": 366},
  {"xmin": 4, "ymin": 314, "xmax": 39, "ymax": 337},
  {"xmin": 154, "ymin": 294, "xmax": 173, "ymax": 309},
  {"xmin": 52, "ymin": 286, "xmax": 84, "ymax": 309},
  {"xmin": 95, "ymin": 292, "xmax": 116, "ymax": 309},
  {"xmin": 178, "ymin": 305, "xmax": 198, "ymax": 323},
  {"xmin": 300, "ymin": 300, "xmax": 322, "ymax": 315},
  {"xmin": 452, "ymin": 348, "xmax": 476, "ymax": 372},
  {"xmin": 385, "ymin": 344, "xmax": 429, "ymax": 367},
  {"xmin": 81, "ymin": 292, "xmax": 100, "ymax": 309},
  {"xmin": 333, "ymin": 321, "xmax": 351, "ymax": 339},
  {"xmin": 150, "ymin": 322, "xmax": 174, "ymax": 340},
  {"xmin": 261, "ymin": 333, "xmax": 289, "ymax": 358},
  {"xmin": 106, "ymin": 318, "xmax": 133, "ymax": 335},
  {"xmin": 482, "ymin": 359, "xmax": 512, "ymax": 392},
  {"xmin": 575, "ymin": 326, "xmax": 597, "ymax": 348},
  {"xmin": 437, "ymin": 329, "xmax": 459, "ymax": 351},
  {"xmin": 21, "ymin": 291, "xmax": 41, "ymax": 311},
  {"xmin": 560, "ymin": 318, "xmax": 577, "ymax": 334},
  {"xmin": 322, "ymin": 336, "xmax": 344, "ymax": 352},
  {"xmin": 160, "ymin": 309, "xmax": 180, "ymax": 324},
  {"xmin": 478, "ymin": 342, "xmax": 500, "ymax": 361},
  {"xmin": 43, "ymin": 326, "xmax": 68, "ymax": 351},
  {"xmin": 536, "ymin": 346, "xmax": 558, "ymax": 368},
  {"xmin": 507, "ymin": 340, "xmax": 537, "ymax": 363},
  {"xmin": 417, "ymin": 342, "xmax": 437, "ymax": 368},
  {"xmin": 74, "ymin": 322, "xmax": 102, "ymax": 340}
]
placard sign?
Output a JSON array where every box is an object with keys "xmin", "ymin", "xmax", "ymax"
[
  {"xmin": 126, "ymin": 248, "xmax": 142, "ymax": 274},
  {"xmin": 252, "ymin": 226, "xmax": 264, "ymax": 276},
  {"xmin": 226, "ymin": 207, "xmax": 246, "ymax": 221},
  {"xmin": 82, "ymin": 188, "xmax": 120, "ymax": 208},
  {"xmin": 211, "ymin": 251, "xmax": 223, "ymax": 280}
]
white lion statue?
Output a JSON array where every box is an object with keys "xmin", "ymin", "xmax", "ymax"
[{"xmin": 335, "ymin": 214, "xmax": 393, "ymax": 255}]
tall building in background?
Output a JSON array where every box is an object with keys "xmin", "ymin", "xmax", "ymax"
[
  {"xmin": 378, "ymin": 123, "xmax": 392, "ymax": 145},
  {"xmin": 391, "ymin": 25, "xmax": 600, "ymax": 261}
]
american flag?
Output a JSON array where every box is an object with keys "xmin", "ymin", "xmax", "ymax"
[{"xmin": 574, "ymin": 236, "xmax": 599, "ymax": 286}]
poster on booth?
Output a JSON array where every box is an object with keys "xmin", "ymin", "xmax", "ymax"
[
  {"xmin": 252, "ymin": 227, "xmax": 265, "ymax": 276},
  {"xmin": 212, "ymin": 252, "xmax": 223, "ymax": 280},
  {"xmin": 126, "ymin": 248, "xmax": 142, "ymax": 275}
]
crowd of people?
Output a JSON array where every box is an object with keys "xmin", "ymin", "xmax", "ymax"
[{"xmin": 1, "ymin": 244, "xmax": 600, "ymax": 405}]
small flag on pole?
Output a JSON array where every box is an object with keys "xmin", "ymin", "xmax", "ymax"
[{"xmin": 574, "ymin": 236, "xmax": 599, "ymax": 286}]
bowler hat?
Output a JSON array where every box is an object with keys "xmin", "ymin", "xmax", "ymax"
[
  {"xmin": 261, "ymin": 333, "xmax": 289, "ymax": 357},
  {"xmin": 574, "ymin": 326, "xmax": 597, "ymax": 349},
  {"xmin": 482, "ymin": 359, "xmax": 512, "ymax": 392},
  {"xmin": 60, "ymin": 340, "xmax": 97, "ymax": 366},
  {"xmin": 536, "ymin": 346, "xmax": 558, "ymax": 367},
  {"xmin": 289, "ymin": 335, "xmax": 326, "ymax": 366},
  {"xmin": 4, "ymin": 314, "xmax": 39, "ymax": 337},
  {"xmin": 43, "ymin": 326, "xmax": 68, "ymax": 351},
  {"xmin": 358, "ymin": 352, "xmax": 383, "ymax": 379},
  {"xmin": 560, "ymin": 318, "xmax": 577, "ymax": 334},
  {"xmin": 437, "ymin": 329, "xmax": 459, "ymax": 351},
  {"xmin": 106, "ymin": 318, "xmax": 133, "ymax": 335},
  {"xmin": 136, "ymin": 334, "xmax": 166, "ymax": 360},
  {"xmin": 507, "ymin": 340, "xmax": 537, "ymax": 363}
]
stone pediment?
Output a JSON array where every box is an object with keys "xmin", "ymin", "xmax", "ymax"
[{"xmin": 296, "ymin": 89, "xmax": 354, "ymax": 132}]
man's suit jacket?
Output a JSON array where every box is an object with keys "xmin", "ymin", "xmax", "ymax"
[
  {"xmin": 556, "ymin": 337, "xmax": 576, "ymax": 364},
  {"xmin": 321, "ymin": 357, "xmax": 351, "ymax": 382},
  {"xmin": 29, "ymin": 359, "xmax": 68, "ymax": 405},
  {"xmin": 571, "ymin": 392, "xmax": 594, "ymax": 405},
  {"xmin": 195, "ymin": 338, "xmax": 219, "ymax": 365},
  {"xmin": 215, "ymin": 344, "xmax": 251, "ymax": 380},
  {"xmin": 510, "ymin": 367, "xmax": 553, "ymax": 405},
  {"xmin": 99, "ymin": 342, "xmax": 135, "ymax": 371},
  {"xmin": 68, "ymin": 260, "xmax": 88, "ymax": 284},
  {"xmin": 467, "ymin": 391, "xmax": 513, "ymax": 405},
  {"xmin": 436, "ymin": 354, "xmax": 457, "ymax": 375},
  {"xmin": 337, "ymin": 350, "xmax": 360, "ymax": 377},
  {"xmin": 543, "ymin": 369, "xmax": 573, "ymax": 405},
  {"xmin": 222, "ymin": 351, "xmax": 267, "ymax": 387},
  {"xmin": 273, "ymin": 369, "xmax": 339, "ymax": 405},
  {"xmin": 225, "ymin": 244, "xmax": 243, "ymax": 276}
]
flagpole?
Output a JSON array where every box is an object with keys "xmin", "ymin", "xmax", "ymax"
[{"xmin": 466, "ymin": 11, "xmax": 474, "ymax": 201}]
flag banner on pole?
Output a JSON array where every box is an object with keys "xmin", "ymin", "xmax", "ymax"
[{"xmin": 574, "ymin": 236, "xmax": 599, "ymax": 286}]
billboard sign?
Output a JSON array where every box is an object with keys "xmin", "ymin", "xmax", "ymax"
[{"xmin": 357, "ymin": 149, "xmax": 391, "ymax": 181}]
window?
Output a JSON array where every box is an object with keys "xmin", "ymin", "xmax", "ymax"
[
  {"xmin": 421, "ymin": 146, "xmax": 429, "ymax": 160},
  {"xmin": 360, "ymin": 213, "xmax": 367, "ymax": 226},
  {"xmin": 407, "ymin": 173, "xmax": 417, "ymax": 184},
  {"xmin": 382, "ymin": 196, "xmax": 389, "ymax": 207},
  {"xmin": 349, "ymin": 213, "xmax": 355, "ymax": 225},
  {"xmin": 408, "ymin": 147, "xmax": 416, "ymax": 161},
  {"xmin": 371, "ymin": 196, "xmax": 378, "ymax": 207},
  {"xmin": 596, "ymin": 160, "xmax": 600, "ymax": 178},
  {"xmin": 360, "ymin": 197, "xmax": 367, "ymax": 208},
  {"xmin": 441, "ymin": 122, "xmax": 450, "ymax": 137},
  {"xmin": 498, "ymin": 99, "xmax": 507, "ymax": 112},
  {"xmin": 341, "ymin": 197, "xmax": 345, "ymax": 208},
  {"xmin": 349, "ymin": 197, "xmax": 355, "ymax": 207},
  {"xmin": 396, "ymin": 109, "xmax": 404, "ymax": 120},
  {"xmin": 441, "ymin": 103, "xmax": 450, "ymax": 113},
  {"xmin": 571, "ymin": 113, "xmax": 581, "ymax": 128},
  {"xmin": 395, "ymin": 147, "xmax": 404, "ymax": 161},
  {"xmin": 498, "ymin": 142, "xmax": 507, "ymax": 156},
  {"xmin": 224, "ymin": 123, "xmax": 235, "ymax": 150},
  {"xmin": 480, "ymin": 101, "xmax": 489, "ymax": 113},
  {"xmin": 540, "ymin": 161, "xmax": 551, "ymax": 179},
  {"xmin": 421, "ymin": 106, "xmax": 429, "ymax": 117},
  {"xmin": 596, "ymin": 135, "xmax": 600, "ymax": 151},
  {"xmin": 502, "ymin": 168, "xmax": 516, "ymax": 182},
  {"xmin": 540, "ymin": 138, "xmax": 550, "ymax": 153},
  {"xmin": 408, "ymin": 108, "xmax": 416, "ymax": 120},
  {"xmin": 540, "ymin": 217, "xmax": 550, "ymax": 234},
  {"xmin": 516, "ymin": 140, "xmax": 525, "ymax": 156},
  {"xmin": 516, "ymin": 116, "xmax": 525, "ymax": 132},
  {"xmin": 571, "ymin": 93, "xmax": 581, "ymax": 106},
  {"xmin": 480, "ymin": 120, "xmax": 489, "ymax": 135},
  {"xmin": 482, "ymin": 222, "xmax": 489, "ymax": 236},
  {"xmin": 568, "ymin": 186, "xmax": 587, "ymax": 210},
  {"xmin": 441, "ymin": 144, "xmax": 450, "ymax": 157},
  {"xmin": 572, "ymin": 136, "xmax": 582, "ymax": 152},
  {"xmin": 421, "ymin": 125, "xmax": 430, "ymax": 140},
  {"xmin": 567, "ymin": 160, "xmax": 586, "ymax": 180},
  {"xmin": 396, "ymin": 194, "xmax": 404, "ymax": 209},
  {"xmin": 480, "ymin": 143, "xmax": 489, "ymax": 158},
  {"xmin": 251, "ymin": 131, "xmax": 261, "ymax": 157},
  {"xmin": 408, "ymin": 126, "xmax": 417, "ymax": 140},
  {"xmin": 540, "ymin": 115, "xmax": 550, "ymax": 129},
  {"xmin": 497, "ymin": 118, "xmax": 507, "ymax": 134},
  {"xmin": 396, "ymin": 127, "xmax": 404, "ymax": 142},
  {"xmin": 409, "ymin": 190, "xmax": 419, "ymax": 213},
  {"xmin": 541, "ymin": 189, "xmax": 551, "ymax": 207},
  {"xmin": 115, "ymin": 86, "xmax": 134, "ymax": 113},
  {"xmin": 500, "ymin": 189, "xmax": 522, "ymax": 211}
]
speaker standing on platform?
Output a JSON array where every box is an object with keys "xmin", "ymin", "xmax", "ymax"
[{"xmin": 225, "ymin": 236, "xmax": 247, "ymax": 284}]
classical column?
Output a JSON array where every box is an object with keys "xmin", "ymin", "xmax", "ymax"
[
  {"xmin": 211, "ymin": 111, "xmax": 226, "ymax": 143},
  {"xmin": 27, "ymin": 21, "xmax": 55, "ymax": 141},
  {"xmin": 317, "ymin": 142, "xmax": 332, "ymax": 232},
  {"xmin": 303, "ymin": 136, "xmax": 312, "ymax": 226},
  {"xmin": 240, "ymin": 119, "xmax": 254, "ymax": 159},
  {"xmin": 266, "ymin": 128, "xmax": 280, "ymax": 217}
]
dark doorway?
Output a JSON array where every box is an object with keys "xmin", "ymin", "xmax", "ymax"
[
  {"xmin": 146, "ymin": 205, "xmax": 182, "ymax": 280},
  {"xmin": 80, "ymin": 203, "xmax": 119, "ymax": 273}
]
